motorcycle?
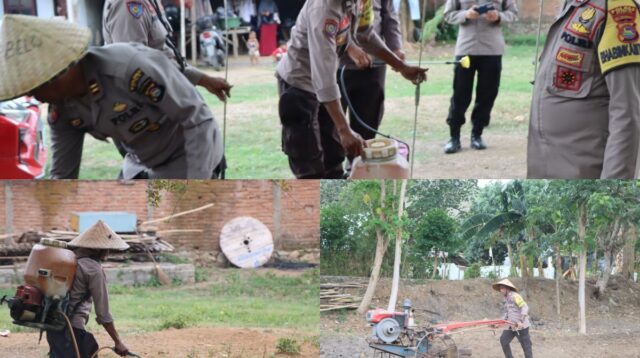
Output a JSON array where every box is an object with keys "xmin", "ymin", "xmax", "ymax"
[{"xmin": 196, "ymin": 15, "xmax": 227, "ymax": 71}]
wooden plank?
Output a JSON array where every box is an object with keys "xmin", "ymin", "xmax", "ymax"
[{"xmin": 141, "ymin": 203, "xmax": 214, "ymax": 225}]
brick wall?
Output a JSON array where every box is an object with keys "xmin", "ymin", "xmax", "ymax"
[{"xmin": 0, "ymin": 180, "xmax": 319, "ymax": 251}]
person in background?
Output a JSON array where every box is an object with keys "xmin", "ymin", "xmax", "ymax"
[
  {"xmin": 442, "ymin": 0, "xmax": 518, "ymax": 154},
  {"xmin": 271, "ymin": 41, "xmax": 288, "ymax": 62},
  {"xmin": 493, "ymin": 279, "xmax": 533, "ymax": 358},
  {"xmin": 248, "ymin": 30, "xmax": 261, "ymax": 65},
  {"xmin": 258, "ymin": 0, "xmax": 280, "ymax": 27}
]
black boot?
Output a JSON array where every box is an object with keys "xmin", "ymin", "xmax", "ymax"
[
  {"xmin": 444, "ymin": 137, "xmax": 462, "ymax": 154},
  {"xmin": 470, "ymin": 135, "xmax": 487, "ymax": 150}
]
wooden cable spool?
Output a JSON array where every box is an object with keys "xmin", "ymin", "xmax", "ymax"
[{"xmin": 219, "ymin": 217, "xmax": 273, "ymax": 268}]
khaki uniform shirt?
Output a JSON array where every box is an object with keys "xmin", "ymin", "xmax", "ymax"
[
  {"xmin": 68, "ymin": 252, "xmax": 113, "ymax": 330},
  {"xmin": 276, "ymin": 0, "xmax": 387, "ymax": 103},
  {"xmin": 340, "ymin": 0, "xmax": 403, "ymax": 69},
  {"xmin": 503, "ymin": 291, "xmax": 530, "ymax": 330},
  {"xmin": 528, "ymin": 0, "xmax": 640, "ymax": 179},
  {"xmin": 49, "ymin": 43, "xmax": 223, "ymax": 179},
  {"xmin": 103, "ymin": 0, "xmax": 204, "ymax": 85},
  {"xmin": 444, "ymin": 0, "xmax": 519, "ymax": 56}
]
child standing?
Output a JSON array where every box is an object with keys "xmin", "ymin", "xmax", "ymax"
[{"xmin": 247, "ymin": 31, "xmax": 260, "ymax": 65}]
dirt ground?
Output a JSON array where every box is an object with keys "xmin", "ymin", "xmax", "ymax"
[
  {"xmin": 320, "ymin": 276, "xmax": 640, "ymax": 357},
  {"xmin": 0, "ymin": 327, "xmax": 319, "ymax": 358}
]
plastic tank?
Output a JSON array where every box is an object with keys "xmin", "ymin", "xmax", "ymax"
[
  {"xmin": 23, "ymin": 239, "xmax": 77, "ymax": 298},
  {"xmin": 350, "ymin": 138, "xmax": 410, "ymax": 179}
]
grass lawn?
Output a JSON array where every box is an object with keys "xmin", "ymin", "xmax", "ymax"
[
  {"xmin": 45, "ymin": 44, "xmax": 537, "ymax": 179},
  {"xmin": 0, "ymin": 268, "xmax": 320, "ymax": 336}
]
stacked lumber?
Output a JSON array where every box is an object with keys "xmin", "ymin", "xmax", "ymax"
[
  {"xmin": 0, "ymin": 230, "xmax": 175, "ymax": 259},
  {"xmin": 320, "ymin": 282, "xmax": 366, "ymax": 312}
]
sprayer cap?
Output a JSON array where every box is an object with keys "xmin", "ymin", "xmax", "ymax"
[
  {"xmin": 363, "ymin": 138, "xmax": 398, "ymax": 161},
  {"xmin": 40, "ymin": 238, "xmax": 68, "ymax": 249}
]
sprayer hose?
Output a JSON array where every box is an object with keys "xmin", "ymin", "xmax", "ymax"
[
  {"xmin": 338, "ymin": 65, "xmax": 411, "ymax": 160},
  {"xmin": 61, "ymin": 312, "xmax": 82, "ymax": 358}
]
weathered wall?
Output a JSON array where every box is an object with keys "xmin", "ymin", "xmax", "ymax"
[{"xmin": 0, "ymin": 180, "xmax": 319, "ymax": 251}]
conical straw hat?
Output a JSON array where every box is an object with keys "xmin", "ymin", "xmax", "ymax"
[
  {"xmin": 492, "ymin": 278, "xmax": 518, "ymax": 292},
  {"xmin": 68, "ymin": 220, "xmax": 129, "ymax": 250},
  {"xmin": 0, "ymin": 15, "xmax": 91, "ymax": 101}
]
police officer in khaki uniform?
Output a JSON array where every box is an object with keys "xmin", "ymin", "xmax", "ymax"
[
  {"xmin": 528, "ymin": 0, "xmax": 640, "ymax": 179},
  {"xmin": 339, "ymin": 0, "xmax": 403, "ymax": 168},
  {"xmin": 276, "ymin": 0, "xmax": 427, "ymax": 179},
  {"xmin": 0, "ymin": 15, "xmax": 224, "ymax": 179},
  {"xmin": 493, "ymin": 279, "xmax": 533, "ymax": 358},
  {"xmin": 102, "ymin": 0, "xmax": 231, "ymax": 101},
  {"xmin": 443, "ymin": 0, "xmax": 518, "ymax": 153}
]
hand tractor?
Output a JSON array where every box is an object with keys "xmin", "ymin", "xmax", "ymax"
[{"xmin": 366, "ymin": 299, "xmax": 511, "ymax": 358}]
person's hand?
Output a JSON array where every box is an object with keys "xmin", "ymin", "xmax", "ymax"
[
  {"xmin": 337, "ymin": 127, "xmax": 365, "ymax": 158},
  {"xmin": 466, "ymin": 7, "xmax": 480, "ymax": 20},
  {"xmin": 198, "ymin": 75, "xmax": 233, "ymax": 102},
  {"xmin": 394, "ymin": 49, "xmax": 406, "ymax": 61},
  {"xmin": 398, "ymin": 65, "xmax": 428, "ymax": 85},
  {"xmin": 515, "ymin": 322, "xmax": 523, "ymax": 330},
  {"xmin": 347, "ymin": 45, "xmax": 372, "ymax": 69},
  {"xmin": 485, "ymin": 10, "xmax": 500, "ymax": 23},
  {"xmin": 114, "ymin": 341, "xmax": 129, "ymax": 356}
]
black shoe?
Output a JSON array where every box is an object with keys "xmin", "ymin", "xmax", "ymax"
[
  {"xmin": 471, "ymin": 135, "xmax": 487, "ymax": 150},
  {"xmin": 444, "ymin": 137, "xmax": 461, "ymax": 154}
]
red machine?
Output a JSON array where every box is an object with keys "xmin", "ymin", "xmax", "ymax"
[
  {"xmin": 0, "ymin": 97, "xmax": 46, "ymax": 179},
  {"xmin": 367, "ymin": 299, "xmax": 512, "ymax": 357}
]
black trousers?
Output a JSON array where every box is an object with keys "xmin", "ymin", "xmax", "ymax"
[
  {"xmin": 47, "ymin": 327, "xmax": 99, "ymax": 358},
  {"xmin": 500, "ymin": 328, "xmax": 533, "ymax": 358},
  {"xmin": 278, "ymin": 79, "xmax": 345, "ymax": 179},
  {"xmin": 446, "ymin": 55, "xmax": 502, "ymax": 138},
  {"xmin": 339, "ymin": 66, "xmax": 387, "ymax": 141}
]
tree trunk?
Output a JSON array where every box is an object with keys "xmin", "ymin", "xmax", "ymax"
[
  {"xmin": 595, "ymin": 249, "xmax": 612, "ymax": 297},
  {"xmin": 538, "ymin": 259, "xmax": 543, "ymax": 278},
  {"xmin": 507, "ymin": 241, "xmax": 516, "ymax": 277},
  {"xmin": 595, "ymin": 219, "xmax": 622, "ymax": 297},
  {"xmin": 622, "ymin": 226, "xmax": 637, "ymax": 281},
  {"xmin": 358, "ymin": 181, "xmax": 389, "ymax": 314},
  {"xmin": 432, "ymin": 251, "xmax": 439, "ymax": 279},
  {"xmin": 388, "ymin": 179, "xmax": 407, "ymax": 312},
  {"xmin": 578, "ymin": 203, "xmax": 587, "ymax": 334},
  {"xmin": 591, "ymin": 247, "xmax": 598, "ymax": 277},
  {"xmin": 555, "ymin": 244, "xmax": 562, "ymax": 316}
]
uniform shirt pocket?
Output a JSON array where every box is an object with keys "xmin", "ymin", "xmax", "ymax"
[{"xmin": 546, "ymin": 45, "xmax": 597, "ymax": 99}]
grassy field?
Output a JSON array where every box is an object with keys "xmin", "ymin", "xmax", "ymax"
[
  {"xmin": 0, "ymin": 268, "xmax": 320, "ymax": 335},
  {"xmin": 48, "ymin": 44, "xmax": 537, "ymax": 179}
]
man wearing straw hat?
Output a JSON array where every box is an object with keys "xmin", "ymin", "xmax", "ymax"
[
  {"xmin": 0, "ymin": 15, "xmax": 224, "ymax": 179},
  {"xmin": 493, "ymin": 279, "xmax": 533, "ymax": 358},
  {"xmin": 47, "ymin": 220, "xmax": 130, "ymax": 358}
]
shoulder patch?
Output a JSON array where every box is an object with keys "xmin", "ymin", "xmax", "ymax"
[
  {"xmin": 127, "ymin": 1, "xmax": 145, "ymax": 19},
  {"xmin": 513, "ymin": 293, "xmax": 526, "ymax": 308},
  {"xmin": 598, "ymin": 0, "xmax": 640, "ymax": 74},
  {"xmin": 358, "ymin": 0, "xmax": 374, "ymax": 29},
  {"xmin": 324, "ymin": 19, "xmax": 339, "ymax": 38}
]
